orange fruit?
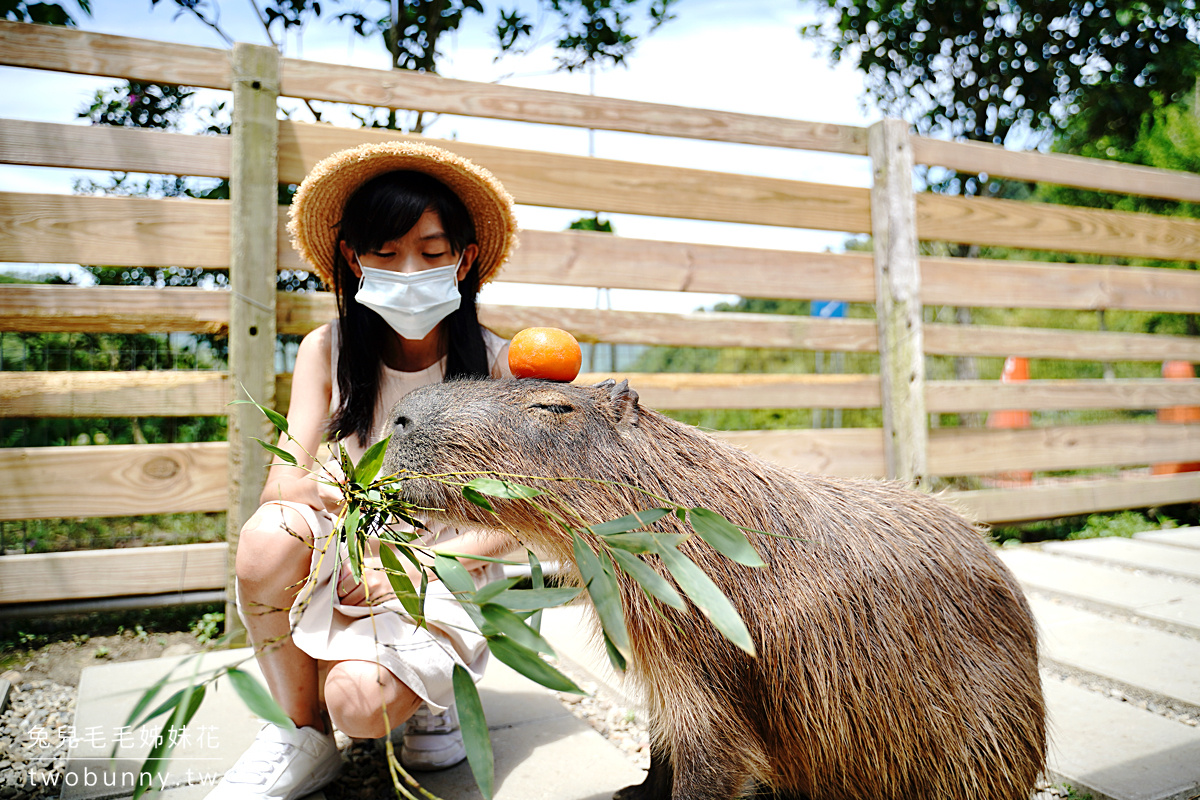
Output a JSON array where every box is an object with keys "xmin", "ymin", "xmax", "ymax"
[{"xmin": 508, "ymin": 327, "xmax": 583, "ymax": 382}]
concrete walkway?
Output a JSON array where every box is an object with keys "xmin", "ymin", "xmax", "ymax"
[
  {"xmin": 62, "ymin": 528, "xmax": 1200, "ymax": 800},
  {"xmin": 998, "ymin": 527, "xmax": 1200, "ymax": 800}
]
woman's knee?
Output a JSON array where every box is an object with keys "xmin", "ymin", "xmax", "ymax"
[
  {"xmin": 324, "ymin": 660, "xmax": 419, "ymax": 739},
  {"xmin": 235, "ymin": 505, "xmax": 313, "ymax": 590}
]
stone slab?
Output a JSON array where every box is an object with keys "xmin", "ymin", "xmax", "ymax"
[
  {"xmin": 1029, "ymin": 595, "xmax": 1200, "ymax": 709},
  {"xmin": 1042, "ymin": 538, "xmax": 1200, "ymax": 582},
  {"xmin": 539, "ymin": 605, "xmax": 636, "ymax": 708},
  {"xmin": 1136, "ymin": 527, "xmax": 1200, "ymax": 551},
  {"xmin": 1043, "ymin": 677, "xmax": 1200, "ymax": 800},
  {"xmin": 998, "ymin": 548, "xmax": 1200, "ymax": 635},
  {"xmin": 63, "ymin": 649, "xmax": 271, "ymax": 800}
]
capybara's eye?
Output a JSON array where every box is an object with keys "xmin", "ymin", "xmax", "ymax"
[{"xmin": 530, "ymin": 403, "xmax": 573, "ymax": 414}]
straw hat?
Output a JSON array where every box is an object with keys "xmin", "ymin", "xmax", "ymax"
[{"xmin": 288, "ymin": 140, "xmax": 518, "ymax": 288}]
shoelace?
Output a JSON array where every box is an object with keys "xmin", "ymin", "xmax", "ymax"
[{"xmin": 223, "ymin": 741, "xmax": 293, "ymax": 785}]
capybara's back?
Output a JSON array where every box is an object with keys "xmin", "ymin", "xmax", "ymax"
[{"xmin": 381, "ymin": 378, "xmax": 1046, "ymax": 800}]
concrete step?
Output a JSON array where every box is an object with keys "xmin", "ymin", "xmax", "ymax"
[
  {"xmin": 1043, "ymin": 676, "xmax": 1200, "ymax": 800},
  {"xmin": 1136, "ymin": 527, "xmax": 1200, "ymax": 551},
  {"xmin": 62, "ymin": 627, "xmax": 643, "ymax": 800},
  {"xmin": 1042, "ymin": 537, "xmax": 1200, "ymax": 582},
  {"xmin": 1028, "ymin": 595, "xmax": 1200, "ymax": 712},
  {"xmin": 997, "ymin": 547, "xmax": 1200, "ymax": 636}
]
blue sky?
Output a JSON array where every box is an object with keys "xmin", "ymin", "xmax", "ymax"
[{"xmin": 2, "ymin": 0, "xmax": 877, "ymax": 311}]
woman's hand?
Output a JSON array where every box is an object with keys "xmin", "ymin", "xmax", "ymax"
[{"xmin": 335, "ymin": 554, "xmax": 436, "ymax": 606}]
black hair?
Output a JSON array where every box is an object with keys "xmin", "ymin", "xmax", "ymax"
[{"xmin": 328, "ymin": 170, "xmax": 491, "ymax": 447}]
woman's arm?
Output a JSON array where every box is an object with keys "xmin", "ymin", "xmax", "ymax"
[{"xmin": 258, "ymin": 324, "xmax": 335, "ymax": 509}]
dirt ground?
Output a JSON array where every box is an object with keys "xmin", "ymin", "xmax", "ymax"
[{"xmin": 4, "ymin": 630, "xmax": 203, "ymax": 687}]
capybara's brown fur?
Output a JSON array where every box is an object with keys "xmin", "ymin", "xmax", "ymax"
[{"xmin": 380, "ymin": 378, "xmax": 1046, "ymax": 800}]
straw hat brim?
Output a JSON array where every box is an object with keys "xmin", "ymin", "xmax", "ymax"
[{"xmin": 287, "ymin": 141, "xmax": 518, "ymax": 288}]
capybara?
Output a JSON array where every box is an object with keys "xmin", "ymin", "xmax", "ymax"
[{"xmin": 379, "ymin": 378, "xmax": 1046, "ymax": 800}]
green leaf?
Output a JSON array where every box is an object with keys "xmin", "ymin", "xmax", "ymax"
[
  {"xmin": 463, "ymin": 486, "xmax": 495, "ymax": 511},
  {"xmin": 259, "ymin": 405, "xmax": 290, "ymax": 437},
  {"xmin": 472, "ymin": 577, "xmax": 522, "ymax": 606},
  {"xmin": 602, "ymin": 628, "xmax": 627, "ymax": 672},
  {"xmin": 252, "ymin": 439, "xmax": 297, "ymax": 466},
  {"xmin": 658, "ymin": 544, "xmax": 756, "ymax": 657},
  {"xmin": 688, "ymin": 508, "xmax": 766, "ymax": 568},
  {"xmin": 489, "ymin": 587, "xmax": 581, "ymax": 612},
  {"xmin": 121, "ymin": 665, "xmax": 178, "ymax": 733},
  {"xmin": 487, "ymin": 636, "xmax": 584, "ymax": 694},
  {"xmin": 528, "ymin": 550, "xmax": 545, "ymax": 632},
  {"xmin": 453, "ymin": 665, "xmax": 495, "ymax": 800},
  {"xmin": 572, "ymin": 530, "xmax": 630, "ymax": 661},
  {"xmin": 344, "ymin": 508, "xmax": 362, "ymax": 580},
  {"xmin": 377, "ymin": 544, "xmax": 423, "ymax": 621},
  {"xmin": 588, "ymin": 508, "xmax": 671, "ymax": 536},
  {"xmin": 608, "ymin": 547, "xmax": 686, "ymax": 611},
  {"xmin": 481, "ymin": 604, "xmax": 555, "ymax": 654},
  {"xmin": 131, "ymin": 683, "xmax": 206, "ymax": 800},
  {"xmin": 601, "ymin": 532, "xmax": 688, "ymax": 554},
  {"xmin": 132, "ymin": 685, "xmax": 189, "ymax": 730},
  {"xmin": 227, "ymin": 668, "xmax": 294, "ymax": 729},
  {"xmin": 433, "ymin": 554, "xmax": 485, "ymax": 628},
  {"xmin": 466, "ymin": 477, "xmax": 543, "ymax": 500},
  {"xmin": 355, "ymin": 434, "xmax": 391, "ymax": 485}
]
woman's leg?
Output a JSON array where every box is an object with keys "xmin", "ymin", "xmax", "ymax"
[
  {"xmin": 236, "ymin": 504, "xmax": 325, "ymax": 731},
  {"xmin": 324, "ymin": 659, "xmax": 422, "ymax": 739}
]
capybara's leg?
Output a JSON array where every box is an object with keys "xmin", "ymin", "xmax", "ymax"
[
  {"xmin": 668, "ymin": 733, "xmax": 750, "ymax": 800},
  {"xmin": 614, "ymin": 741, "xmax": 673, "ymax": 800}
]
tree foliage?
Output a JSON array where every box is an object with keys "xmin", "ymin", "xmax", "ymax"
[
  {"xmin": 1, "ymin": 0, "xmax": 89, "ymax": 25},
  {"xmin": 801, "ymin": 0, "xmax": 1200, "ymax": 148}
]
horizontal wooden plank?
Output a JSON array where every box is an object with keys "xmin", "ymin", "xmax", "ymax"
[
  {"xmin": 0, "ymin": 371, "xmax": 231, "ymax": 417},
  {"xmin": 924, "ymin": 320, "xmax": 1200, "ymax": 362},
  {"xmin": 0, "ymin": 118, "xmax": 231, "ymax": 178},
  {"xmin": 6, "ymin": 188, "xmax": 1197, "ymax": 316},
  {"xmin": 716, "ymin": 428, "xmax": 885, "ymax": 477},
  {"xmin": 0, "ymin": 20, "xmax": 231, "ymax": 88},
  {"xmin": 947, "ymin": 473, "xmax": 1200, "ymax": 525},
  {"xmin": 0, "ymin": 543, "xmax": 227, "ymax": 604},
  {"xmin": 0, "ymin": 442, "xmax": 228, "ymax": 521},
  {"xmin": 581, "ymin": 372, "xmax": 881, "ymax": 409},
  {"xmin": 921, "ymin": 257, "xmax": 1200, "ymax": 314},
  {"xmin": 281, "ymin": 58, "xmax": 868, "ymax": 155},
  {"xmin": 0, "ymin": 285, "xmax": 229, "ymax": 334},
  {"xmin": 911, "ymin": 136, "xmax": 1200, "ymax": 205},
  {"xmin": 926, "ymin": 379, "xmax": 1200, "ymax": 414},
  {"xmin": 928, "ymin": 422, "xmax": 1200, "ymax": 476},
  {"xmin": 918, "ymin": 192, "xmax": 1200, "ymax": 263},
  {"xmin": 0, "ymin": 192, "xmax": 230, "ymax": 269},
  {"xmin": 278, "ymin": 122, "xmax": 874, "ymax": 232}
]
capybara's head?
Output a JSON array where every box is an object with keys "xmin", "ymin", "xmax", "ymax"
[{"xmin": 380, "ymin": 378, "xmax": 651, "ymax": 533}]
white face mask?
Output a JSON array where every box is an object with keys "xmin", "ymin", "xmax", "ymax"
[{"xmin": 354, "ymin": 256, "xmax": 463, "ymax": 340}]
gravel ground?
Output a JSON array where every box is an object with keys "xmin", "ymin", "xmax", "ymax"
[{"xmin": 0, "ymin": 649, "xmax": 1180, "ymax": 800}]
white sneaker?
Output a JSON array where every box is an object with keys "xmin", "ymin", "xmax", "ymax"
[
  {"xmin": 400, "ymin": 704, "xmax": 467, "ymax": 771},
  {"xmin": 206, "ymin": 722, "xmax": 341, "ymax": 799}
]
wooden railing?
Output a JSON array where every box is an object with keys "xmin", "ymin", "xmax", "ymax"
[{"xmin": 1, "ymin": 20, "xmax": 1198, "ymax": 608}]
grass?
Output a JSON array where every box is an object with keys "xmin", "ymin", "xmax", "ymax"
[{"xmin": 991, "ymin": 506, "xmax": 1194, "ymax": 545}]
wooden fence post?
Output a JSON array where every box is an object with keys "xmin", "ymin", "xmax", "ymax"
[
  {"xmin": 225, "ymin": 42, "xmax": 280, "ymax": 640},
  {"xmin": 868, "ymin": 118, "xmax": 928, "ymax": 489}
]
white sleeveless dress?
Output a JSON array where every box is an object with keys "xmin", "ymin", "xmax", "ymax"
[{"xmin": 280, "ymin": 324, "xmax": 511, "ymax": 712}]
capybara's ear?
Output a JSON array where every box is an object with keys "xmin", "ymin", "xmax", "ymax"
[{"xmin": 603, "ymin": 379, "xmax": 640, "ymax": 426}]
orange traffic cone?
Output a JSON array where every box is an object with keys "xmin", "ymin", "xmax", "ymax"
[
  {"xmin": 1152, "ymin": 360, "xmax": 1200, "ymax": 475},
  {"xmin": 987, "ymin": 357, "xmax": 1033, "ymax": 486}
]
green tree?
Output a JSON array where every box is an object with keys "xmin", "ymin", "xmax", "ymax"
[
  {"xmin": 801, "ymin": 0, "xmax": 1200, "ymax": 154},
  {"xmin": 1, "ymin": 0, "xmax": 89, "ymax": 25}
]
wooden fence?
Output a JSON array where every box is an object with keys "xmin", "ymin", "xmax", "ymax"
[{"xmin": 1, "ymin": 21, "xmax": 1199, "ymax": 611}]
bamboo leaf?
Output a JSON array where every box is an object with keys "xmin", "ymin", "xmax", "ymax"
[
  {"xmin": 227, "ymin": 668, "xmax": 294, "ymax": 729},
  {"xmin": 486, "ymin": 636, "xmax": 584, "ymax": 694},
  {"xmin": 480, "ymin": 604, "xmax": 555, "ymax": 654},
  {"xmin": 602, "ymin": 532, "xmax": 688, "ymax": 554},
  {"xmin": 489, "ymin": 587, "xmax": 581, "ymax": 612},
  {"xmin": 453, "ymin": 664, "xmax": 495, "ymax": 800},
  {"xmin": 658, "ymin": 545, "xmax": 756, "ymax": 657},
  {"xmin": 528, "ymin": 550, "xmax": 545, "ymax": 632},
  {"xmin": 259, "ymin": 405, "xmax": 290, "ymax": 437},
  {"xmin": 463, "ymin": 486, "xmax": 495, "ymax": 511},
  {"xmin": 572, "ymin": 531, "xmax": 630, "ymax": 661},
  {"xmin": 608, "ymin": 547, "xmax": 686, "ymax": 611},
  {"xmin": 344, "ymin": 508, "xmax": 362, "ymax": 580},
  {"xmin": 355, "ymin": 434, "xmax": 391, "ymax": 485},
  {"xmin": 602, "ymin": 629, "xmax": 627, "ymax": 673},
  {"xmin": 588, "ymin": 508, "xmax": 671, "ymax": 536},
  {"xmin": 688, "ymin": 508, "xmax": 766, "ymax": 568},
  {"xmin": 377, "ymin": 545, "xmax": 423, "ymax": 622},
  {"xmin": 465, "ymin": 477, "xmax": 543, "ymax": 500},
  {"xmin": 131, "ymin": 683, "xmax": 205, "ymax": 800},
  {"xmin": 121, "ymin": 665, "xmax": 178, "ymax": 733},
  {"xmin": 472, "ymin": 577, "xmax": 522, "ymax": 606},
  {"xmin": 433, "ymin": 554, "xmax": 486, "ymax": 628},
  {"xmin": 252, "ymin": 439, "xmax": 297, "ymax": 466}
]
